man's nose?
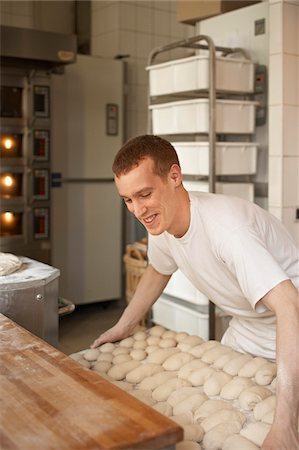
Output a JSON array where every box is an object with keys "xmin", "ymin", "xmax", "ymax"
[{"xmin": 133, "ymin": 201, "xmax": 146, "ymax": 218}]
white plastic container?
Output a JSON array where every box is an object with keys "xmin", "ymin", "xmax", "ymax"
[
  {"xmin": 164, "ymin": 270, "xmax": 209, "ymax": 306},
  {"xmin": 147, "ymin": 55, "xmax": 254, "ymax": 96},
  {"xmin": 152, "ymin": 294, "xmax": 209, "ymax": 340},
  {"xmin": 173, "ymin": 142, "xmax": 258, "ymax": 176},
  {"xmin": 183, "ymin": 180, "xmax": 254, "ymax": 202},
  {"xmin": 149, "ymin": 99, "xmax": 257, "ymax": 134}
]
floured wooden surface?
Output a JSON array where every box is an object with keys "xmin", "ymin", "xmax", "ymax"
[{"xmin": 0, "ymin": 314, "xmax": 182, "ymax": 450}]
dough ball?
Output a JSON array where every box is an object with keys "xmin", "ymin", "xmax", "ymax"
[
  {"xmin": 99, "ymin": 342, "xmax": 115, "ymax": 353},
  {"xmin": 183, "ymin": 424, "xmax": 204, "ymax": 442},
  {"xmin": 255, "ymin": 362, "xmax": 277, "ymax": 386},
  {"xmin": 238, "ymin": 356, "xmax": 268, "ymax": 377},
  {"xmin": 112, "ymin": 353, "xmax": 132, "ymax": 364},
  {"xmin": 133, "ymin": 340, "xmax": 147, "ymax": 350},
  {"xmin": 187, "ymin": 366, "xmax": 216, "ymax": 386},
  {"xmin": 83, "ymin": 348, "xmax": 100, "ymax": 361},
  {"xmin": 203, "ymin": 372, "xmax": 232, "ymax": 396},
  {"xmin": 146, "ymin": 345, "xmax": 160, "ymax": 354},
  {"xmin": 176, "ymin": 441, "xmax": 201, "ymax": 450},
  {"xmin": 112, "ymin": 380, "xmax": 133, "ymax": 391},
  {"xmin": 126, "ymin": 363, "xmax": 163, "ymax": 384},
  {"xmin": 147, "ymin": 348, "xmax": 179, "ymax": 364},
  {"xmin": 119, "ymin": 337, "xmax": 135, "ymax": 348},
  {"xmin": 162, "ymin": 330, "xmax": 177, "ymax": 339},
  {"xmin": 97, "ymin": 352, "xmax": 113, "ymax": 362},
  {"xmin": 167, "ymin": 387, "xmax": 200, "ymax": 407},
  {"xmin": 220, "ymin": 376, "xmax": 254, "ymax": 400},
  {"xmin": 171, "ymin": 412, "xmax": 194, "ymax": 426},
  {"xmin": 152, "ymin": 377, "xmax": 191, "ymax": 402},
  {"xmin": 173, "ymin": 394, "xmax": 207, "ymax": 415},
  {"xmin": 147, "ymin": 336, "xmax": 161, "ymax": 346},
  {"xmin": 193, "ymin": 399, "xmax": 233, "ymax": 423},
  {"xmin": 159, "ymin": 338, "xmax": 177, "ymax": 348},
  {"xmin": 261, "ymin": 409, "xmax": 275, "ymax": 424},
  {"xmin": 188, "ymin": 340, "xmax": 219, "ymax": 358},
  {"xmin": 93, "ymin": 361, "xmax": 112, "ymax": 373},
  {"xmin": 202, "ymin": 421, "xmax": 243, "ymax": 450},
  {"xmin": 69, "ymin": 352, "xmax": 84, "ymax": 361},
  {"xmin": 175, "ymin": 332, "xmax": 189, "ymax": 343},
  {"xmin": 213, "ymin": 350, "xmax": 238, "ymax": 369},
  {"xmin": 253, "ymin": 395, "xmax": 276, "ymax": 421},
  {"xmin": 130, "ymin": 349, "xmax": 147, "ymax": 361},
  {"xmin": 139, "ymin": 371, "xmax": 177, "ymax": 391},
  {"xmin": 238, "ymin": 386, "xmax": 272, "ymax": 410},
  {"xmin": 177, "ymin": 335, "xmax": 205, "ymax": 352},
  {"xmin": 163, "ymin": 352, "xmax": 194, "ymax": 371},
  {"xmin": 240, "ymin": 422, "xmax": 271, "ymax": 447},
  {"xmin": 133, "ymin": 331, "xmax": 147, "ymax": 341},
  {"xmin": 130, "ymin": 389, "xmax": 156, "ymax": 406},
  {"xmin": 178, "ymin": 359, "xmax": 207, "ymax": 380},
  {"xmin": 153, "ymin": 401, "xmax": 173, "ymax": 416},
  {"xmin": 223, "ymin": 354, "xmax": 252, "ymax": 376},
  {"xmin": 222, "ymin": 434, "xmax": 260, "ymax": 450},
  {"xmin": 201, "ymin": 408, "xmax": 246, "ymax": 433},
  {"xmin": 112, "ymin": 347, "xmax": 130, "ymax": 356},
  {"xmin": 107, "ymin": 360, "xmax": 140, "ymax": 380},
  {"xmin": 201, "ymin": 344, "xmax": 232, "ymax": 364},
  {"xmin": 77, "ymin": 359, "xmax": 91, "ymax": 368},
  {"xmin": 149, "ymin": 325, "xmax": 166, "ymax": 337},
  {"xmin": 271, "ymin": 377, "xmax": 277, "ymax": 390}
]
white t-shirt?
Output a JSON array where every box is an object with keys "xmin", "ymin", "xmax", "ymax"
[{"xmin": 148, "ymin": 192, "xmax": 299, "ymax": 360}]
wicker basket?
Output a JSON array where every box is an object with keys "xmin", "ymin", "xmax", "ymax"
[{"xmin": 123, "ymin": 243, "xmax": 148, "ymax": 304}]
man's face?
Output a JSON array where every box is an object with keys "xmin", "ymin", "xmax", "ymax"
[{"xmin": 115, "ymin": 157, "xmax": 182, "ymax": 236}]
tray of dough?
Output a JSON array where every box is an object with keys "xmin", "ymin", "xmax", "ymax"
[
  {"xmin": 71, "ymin": 325, "xmax": 278, "ymax": 450},
  {"xmin": 149, "ymin": 99, "xmax": 257, "ymax": 135},
  {"xmin": 147, "ymin": 55, "xmax": 255, "ymax": 96},
  {"xmin": 173, "ymin": 141, "xmax": 258, "ymax": 176}
]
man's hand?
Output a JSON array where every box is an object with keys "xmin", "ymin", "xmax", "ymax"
[
  {"xmin": 262, "ymin": 425, "xmax": 299, "ymax": 450},
  {"xmin": 90, "ymin": 322, "xmax": 132, "ymax": 348}
]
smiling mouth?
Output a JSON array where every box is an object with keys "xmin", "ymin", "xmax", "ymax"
[{"xmin": 143, "ymin": 214, "xmax": 157, "ymax": 225}]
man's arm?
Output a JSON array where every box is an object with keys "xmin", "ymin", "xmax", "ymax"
[
  {"xmin": 258, "ymin": 279, "xmax": 299, "ymax": 450},
  {"xmin": 90, "ymin": 264, "xmax": 171, "ymax": 348}
]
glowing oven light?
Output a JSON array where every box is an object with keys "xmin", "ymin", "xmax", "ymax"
[
  {"xmin": 3, "ymin": 212, "xmax": 15, "ymax": 224},
  {"xmin": 2, "ymin": 175, "xmax": 14, "ymax": 187},
  {"xmin": 3, "ymin": 138, "xmax": 14, "ymax": 150}
]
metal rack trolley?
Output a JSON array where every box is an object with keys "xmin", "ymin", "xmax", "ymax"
[{"xmin": 147, "ymin": 35, "xmax": 252, "ymax": 339}]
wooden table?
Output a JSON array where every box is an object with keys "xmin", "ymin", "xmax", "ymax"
[{"xmin": 0, "ymin": 314, "xmax": 183, "ymax": 449}]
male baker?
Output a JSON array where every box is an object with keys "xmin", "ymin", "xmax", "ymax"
[{"xmin": 92, "ymin": 135, "xmax": 299, "ymax": 450}]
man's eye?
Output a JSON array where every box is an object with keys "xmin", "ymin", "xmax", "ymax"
[
  {"xmin": 124, "ymin": 198, "xmax": 131, "ymax": 204},
  {"xmin": 141, "ymin": 193, "xmax": 151, "ymax": 198}
]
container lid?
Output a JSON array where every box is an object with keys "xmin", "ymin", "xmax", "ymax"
[
  {"xmin": 0, "ymin": 257, "xmax": 60, "ymax": 290},
  {"xmin": 149, "ymin": 99, "xmax": 258, "ymax": 108},
  {"xmin": 172, "ymin": 141, "xmax": 259, "ymax": 148},
  {"xmin": 146, "ymin": 54, "xmax": 252, "ymax": 71}
]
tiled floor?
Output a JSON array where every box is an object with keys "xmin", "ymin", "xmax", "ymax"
[{"xmin": 58, "ymin": 300, "xmax": 126, "ymax": 355}]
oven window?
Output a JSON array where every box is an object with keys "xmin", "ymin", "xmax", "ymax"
[
  {"xmin": 0, "ymin": 173, "xmax": 23, "ymax": 198},
  {"xmin": 0, "ymin": 133, "xmax": 23, "ymax": 158},
  {"xmin": 0, "ymin": 86, "xmax": 23, "ymax": 118},
  {"xmin": 0, "ymin": 211, "xmax": 22, "ymax": 236}
]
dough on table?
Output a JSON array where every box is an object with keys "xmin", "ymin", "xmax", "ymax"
[
  {"xmin": 238, "ymin": 385, "xmax": 272, "ymax": 410},
  {"xmin": 0, "ymin": 252, "xmax": 22, "ymax": 276},
  {"xmin": 176, "ymin": 441, "xmax": 201, "ymax": 450},
  {"xmin": 271, "ymin": 377, "xmax": 277, "ymax": 390},
  {"xmin": 112, "ymin": 353, "xmax": 132, "ymax": 364},
  {"xmin": 69, "ymin": 352, "xmax": 84, "ymax": 361},
  {"xmin": 99, "ymin": 342, "xmax": 115, "ymax": 353},
  {"xmin": 107, "ymin": 360, "xmax": 140, "ymax": 380},
  {"xmin": 133, "ymin": 331, "xmax": 147, "ymax": 341},
  {"xmin": 111, "ymin": 380, "xmax": 133, "ymax": 391},
  {"xmin": 201, "ymin": 344, "xmax": 232, "ymax": 364},
  {"xmin": 167, "ymin": 387, "xmax": 201, "ymax": 407},
  {"xmin": 178, "ymin": 359, "xmax": 207, "ymax": 380},
  {"xmin": 201, "ymin": 408, "xmax": 246, "ymax": 433},
  {"xmin": 146, "ymin": 345, "xmax": 160, "ymax": 354},
  {"xmin": 188, "ymin": 340, "xmax": 219, "ymax": 358},
  {"xmin": 175, "ymin": 332, "xmax": 189, "ymax": 343},
  {"xmin": 147, "ymin": 336, "xmax": 161, "ymax": 346},
  {"xmin": 162, "ymin": 330, "xmax": 177, "ymax": 339},
  {"xmin": 183, "ymin": 424, "xmax": 204, "ymax": 442},
  {"xmin": 202, "ymin": 421, "xmax": 244, "ymax": 450},
  {"xmin": 163, "ymin": 352, "xmax": 195, "ymax": 371},
  {"xmin": 203, "ymin": 372, "xmax": 232, "ymax": 396},
  {"xmin": 223, "ymin": 354, "xmax": 252, "ymax": 376},
  {"xmin": 177, "ymin": 335, "xmax": 205, "ymax": 352},
  {"xmin": 97, "ymin": 352, "xmax": 113, "ymax": 362},
  {"xmin": 213, "ymin": 351, "xmax": 238, "ymax": 369},
  {"xmin": 238, "ymin": 356, "xmax": 268, "ymax": 377},
  {"xmin": 240, "ymin": 422, "xmax": 271, "ymax": 447},
  {"xmin": 261, "ymin": 409, "xmax": 275, "ymax": 424},
  {"xmin": 187, "ymin": 366, "xmax": 216, "ymax": 386},
  {"xmin": 171, "ymin": 412, "xmax": 194, "ymax": 426},
  {"xmin": 130, "ymin": 389, "xmax": 156, "ymax": 406},
  {"xmin": 222, "ymin": 434, "xmax": 260, "ymax": 450},
  {"xmin": 149, "ymin": 325, "xmax": 166, "ymax": 336},
  {"xmin": 133, "ymin": 340, "xmax": 147, "ymax": 350},
  {"xmin": 138, "ymin": 371, "xmax": 177, "ymax": 390},
  {"xmin": 152, "ymin": 377, "xmax": 191, "ymax": 402},
  {"xmin": 146, "ymin": 347, "xmax": 179, "ymax": 364},
  {"xmin": 255, "ymin": 362, "xmax": 277, "ymax": 386},
  {"xmin": 119, "ymin": 337, "xmax": 135, "ymax": 348},
  {"xmin": 159, "ymin": 338, "xmax": 177, "ymax": 348},
  {"xmin": 193, "ymin": 399, "xmax": 233, "ymax": 423},
  {"xmin": 112, "ymin": 347, "xmax": 130, "ymax": 356},
  {"xmin": 220, "ymin": 376, "xmax": 255, "ymax": 400},
  {"xmin": 93, "ymin": 361, "xmax": 111, "ymax": 373},
  {"xmin": 130, "ymin": 349, "xmax": 147, "ymax": 361},
  {"xmin": 77, "ymin": 359, "xmax": 91, "ymax": 368},
  {"xmin": 83, "ymin": 348, "xmax": 100, "ymax": 361},
  {"xmin": 126, "ymin": 362, "xmax": 163, "ymax": 384},
  {"xmin": 173, "ymin": 393, "xmax": 208, "ymax": 415},
  {"xmin": 153, "ymin": 401, "xmax": 173, "ymax": 416},
  {"xmin": 253, "ymin": 395, "xmax": 276, "ymax": 421}
]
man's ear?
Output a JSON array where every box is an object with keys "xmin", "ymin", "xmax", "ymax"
[{"xmin": 169, "ymin": 164, "xmax": 182, "ymax": 186}]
